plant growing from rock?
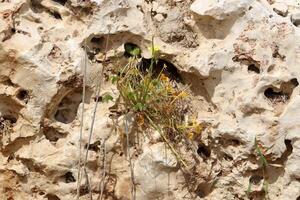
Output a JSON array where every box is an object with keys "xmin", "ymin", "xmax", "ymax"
[
  {"xmin": 110, "ymin": 39, "xmax": 203, "ymax": 169},
  {"xmin": 247, "ymin": 138, "xmax": 270, "ymax": 199}
]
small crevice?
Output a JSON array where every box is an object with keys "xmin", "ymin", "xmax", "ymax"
[
  {"xmin": 85, "ymin": 140, "xmax": 100, "ymax": 152},
  {"xmin": 139, "ymin": 58, "xmax": 182, "ymax": 82},
  {"xmin": 249, "ymin": 174, "xmax": 264, "ymax": 185},
  {"xmin": 16, "ymin": 89, "xmax": 30, "ymax": 103},
  {"xmin": 248, "ymin": 64, "xmax": 260, "ymax": 74},
  {"xmin": 52, "ymin": 0, "xmax": 67, "ymax": 6},
  {"xmin": 291, "ymin": 14, "xmax": 300, "ymax": 27},
  {"xmin": 63, "ymin": 172, "xmax": 76, "ymax": 183},
  {"xmin": 43, "ymin": 127, "xmax": 67, "ymax": 142},
  {"xmin": 264, "ymin": 78, "xmax": 298, "ymax": 104},
  {"xmin": 45, "ymin": 194, "xmax": 60, "ymax": 200},
  {"xmin": 264, "ymin": 88, "xmax": 288, "ymax": 103},
  {"xmin": 195, "ymin": 182, "xmax": 212, "ymax": 198},
  {"xmin": 197, "ymin": 143, "xmax": 211, "ymax": 159},
  {"xmin": 50, "ymin": 11, "xmax": 62, "ymax": 20},
  {"xmin": 53, "ymin": 88, "xmax": 91, "ymax": 124},
  {"xmin": 281, "ymin": 139, "xmax": 293, "ymax": 161}
]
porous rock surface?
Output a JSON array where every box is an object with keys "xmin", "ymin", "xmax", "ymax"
[{"xmin": 0, "ymin": 0, "xmax": 300, "ymax": 199}]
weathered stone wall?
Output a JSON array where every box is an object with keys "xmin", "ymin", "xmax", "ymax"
[{"xmin": 0, "ymin": 0, "xmax": 300, "ymax": 199}]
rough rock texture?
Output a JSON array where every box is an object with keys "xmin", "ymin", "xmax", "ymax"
[{"xmin": 0, "ymin": 0, "xmax": 300, "ymax": 200}]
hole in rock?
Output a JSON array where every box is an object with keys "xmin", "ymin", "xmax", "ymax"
[
  {"xmin": 248, "ymin": 64, "xmax": 260, "ymax": 74},
  {"xmin": 85, "ymin": 140, "xmax": 100, "ymax": 152},
  {"xmin": 264, "ymin": 78, "xmax": 298, "ymax": 104},
  {"xmin": 139, "ymin": 58, "xmax": 182, "ymax": 82},
  {"xmin": 54, "ymin": 88, "xmax": 91, "ymax": 124},
  {"xmin": 90, "ymin": 36, "xmax": 104, "ymax": 44},
  {"xmin": 282, "ymin": 139, "xmax": 293, "ymax": 159},
  {"xmin": 16, "ymin": 89, "xmax": 30, "ymax": 103},
  {"xmin": 43, "ymin": 127, "xmax": 67, "ymax": 142},
  {"xmin": 1, "ymin": 77, "xmax": 15, "ymax": 86},
  {"xmin": 290, "ymin": 78, "xmax": 299, "ymax": 87},
  {"xmin": 79, "ymin": 185, "xmax": 89, "ymax": 196},
  {"xmin": 45, "ymin": 194, "xmax": 60, "ymax": 200},
  {"xmin": 195, "ymin": 182, "xmax": 212, "ymax": 198},
  {"xmin": 1, "ymin": 115, "xmax": 17, "ymax": 124},
  {"xmin": 223, "ymin": 153, "xmax": 233, "ymax": 161},
  {"xmin": 51, "ymin": 11, "xmax": 62, "ymax": 20},
  {"xmin": 291, "ymin": 15, "xmax": 300, "ymax": 27},
  {"xmin": 63, "ymin": 172, "xmax": 76, "ymax": 183},
  {"xmin": 0, "ymin": 96, "xmax": 22, "ymax": 135},
  {"xmin": 264, "ymin": 88, "xmax": 288, "ymax": 103},
  {"xmin": 52, "ymin": 0, "xmax": 67, "ymax": 6},
  {"xmin": 197, "ymin": 143, "xmax": 211, "ymax": 159},
  {"xmin": 249, "ymin": 174, "xmax": 264, "ymax": 185},
  {"xmin": 297, "ymin": 196, "xmax": 300, "ymax": 200},
  {"xmin": 0, "ymin": 115, "xmax": 17, "ymax": 134}
]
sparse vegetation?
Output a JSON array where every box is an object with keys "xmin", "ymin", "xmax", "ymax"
[
  {"xmin": 110, "ymin": 39, "xmax": 203, "ymax": 168},
  {"xmin": 247, "ymin": 138, "xmax": 270, "ymax": 199}
]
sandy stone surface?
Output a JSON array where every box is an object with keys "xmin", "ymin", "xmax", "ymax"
[{"xmin": 0, "ymin": 0, "xmax": 300, "ymax": 199}]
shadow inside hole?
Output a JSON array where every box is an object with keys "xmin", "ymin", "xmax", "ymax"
[
  {"xmin": 43, "ymin": 127, "xmax": 67, "ymax": 142},
  {"xmin": 249, "ymin": 174, "xmax": 264, "ymax": 185},
  {"xmin": 291, "ymin": 15, "xmax": 300, "ymax": 27},
  {"xmin": 85, "ymin": 140, "xmax": 100, "ymax": 152},
  {"xmin": 297, "ymin": 196, "xmax": 300, "ymax": 200},
  {"xmin": 290, "ymin": 78, "xmax": 299, "ymax": 87},
  {"xmin": 139, "ymin": 58, "xmax": 182, "ymax": 82},
  {"xmin": 0, "ymin": 114, "xmax": 17, "ymax": 133},
  {"xmin": 51, "ymin": 11, "xmax": 62, "ymax": 20},
  {"xmin": 264, "ymin": 78, "xmax": 299, "ymax": 104},
  {"xmin": 54, "ymin": 88, "xmax": 91, "ymax": 124},
  {"xmin": 264, "ymin": 88, "xmax": 289, "ymax": 103},
  {"xmin": 52, "ymin": 0, "xmax": 67, "ymax": 6},
  {"xmin": 248, "ymin": 64, "xmax": 260, "ymax": 74},
  {"xmin": 1, "ymin": 115, "xmax": 17, "ymax": 124},
  {"xmin": 195, "ymin": 182, "xmax": 212, "ymax": 198},
  {"xmin": 45, "ymin": 194, "xmax": 60, "ymax": 200},
  {"xmin": 90, "ymin": 36, "xmax": 104, "ymax": 44},
  {"xmin": 282, "ymin": 139, "xmax": 293, "ymax": 159},
  {"xmin": 16, "ymin": 89, "xmax": 30, "ymax": 103},
  {"xmin": 197, "ymin": 143, "xmax": 211, "ymax": 159},
  {"xmin": 63, "ymin": 172, "xmax": 76, "ymax": 183}
]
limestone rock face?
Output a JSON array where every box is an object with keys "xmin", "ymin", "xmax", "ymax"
[
  {"xmin": 190, "ymin": 0, "xmax": 255, "ymax": 20},
  {"xmin": 0, "ymin": 0, "xmax": 300, "ymax": 200}
]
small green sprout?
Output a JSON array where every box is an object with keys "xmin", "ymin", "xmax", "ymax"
[{"xmin": 124, "ymin": 43, "xmax": 141, "ymax": 57}]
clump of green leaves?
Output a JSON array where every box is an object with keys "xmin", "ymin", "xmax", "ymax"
[
  {"xmin": 111, "ymin": 40, "xmax": 201, "ymax": 167},
  {"xmin": 124, "ymin": 43, "xmax": 142, "ymax": 57}
]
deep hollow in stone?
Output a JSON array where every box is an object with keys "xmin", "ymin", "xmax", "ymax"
[
  {"xmin": 52, "ymin": 0, "xmax": 67, "ymax": 6},
  {"xmin": 51, "ymin": 11, "xmax": 62, "ymax": 20},
  {"xmin": 63, "ymin": 172, "xmax": 76, "ymax": 183},
  {"xmin": 139, "ymin": 58, "xmax": 182, "ymax": 82},
  {"xmin": 45, "ymin": 193, "xmax": 60, "ymax": 200},
  {"xmin": 248, "ymin": 64, "xmax": 260, "ymax": 74},
  {"xmin": 54, "ymin": 88, "xmax": 90, "ymax": 124},
  {"xmin": 249, "ymin": 174, "xmax": 264, "ymax": 185},
  {"xmin": 197, "ymin": 143, "xmax": 211, "ymax": 159},
  {"xmin": 43, "ymin": 127, "xmax": 67, "ymax": 142},
  {"xmin": 264, "ymin": 78, "xmax": 299, "ymax": 104},
  {"xmin": 16, "ymin": 89, "xmax": 30, "ymax": 103}
]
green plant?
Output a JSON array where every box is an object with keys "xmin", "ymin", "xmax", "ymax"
[
  {"xmin": 247, "ymin": 138, "xmax": 269, "ymax": 199},
  {"xmin": 111, "ymin": 39, "xmax": 202, "ymax": 168}
]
